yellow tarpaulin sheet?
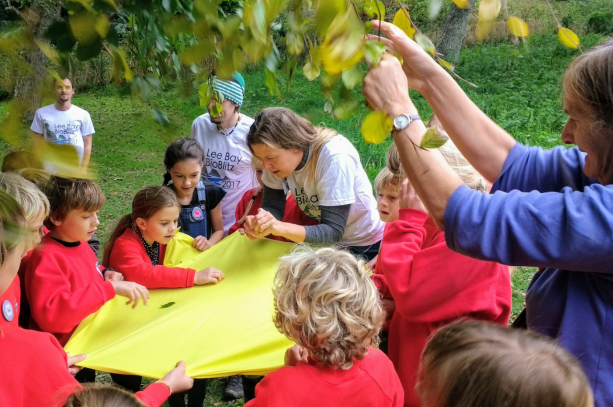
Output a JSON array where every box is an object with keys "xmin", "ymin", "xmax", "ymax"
[{"xmin": 64, "ymin": 233, "xmax": 295, "ymax": 379}]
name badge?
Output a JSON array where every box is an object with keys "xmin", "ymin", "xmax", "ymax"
[
  {"xmin": 2, "ymin": 300, "xmax": 14, "ymax": 322},
  {"xmin": 191, "ymin": 207, "xmax": 204, "ymax": 221}
]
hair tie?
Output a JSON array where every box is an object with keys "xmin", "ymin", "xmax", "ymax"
[{"xmin": 163, "ymin": 172, "xmax": 172, "ymax": 186}]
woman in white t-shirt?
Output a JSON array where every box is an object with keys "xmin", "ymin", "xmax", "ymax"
[{"xmin": 243, "ymin": 107, "xmax": 384, "ymax": 260}]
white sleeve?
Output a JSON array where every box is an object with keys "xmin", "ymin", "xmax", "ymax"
[
  {"xmin": 82, "ymin": 112, "xmax": 95, "ymax": 136},
  {"xmin": 190, "ymin": 120, "xmax": 197, "ymax": 139},
  {"xmin": 262, "ymin": 170, "xmax": 284, "ymax": 190},
  {"xmin": 30, "ymin": 110, "xmax": 44, "ymax": 134},
  {"xmin": 316, "ymin": 153, "xmax": 356, "ymax": 206}
]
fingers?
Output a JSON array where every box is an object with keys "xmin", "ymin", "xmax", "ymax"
[{"xmin": 175, "ymin": 360, "xmax": 186, "ymax": 372}]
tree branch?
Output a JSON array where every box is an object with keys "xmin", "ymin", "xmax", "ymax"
[{"xmin": 5, "ymin": 0, "xmax": 27, "ymax": 21}]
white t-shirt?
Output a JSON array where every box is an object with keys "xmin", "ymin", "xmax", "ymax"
[
  {"xmin": 262, "ymin": 135, "xmax": 384, "ymax": 247},
  {"xmin": 30, "ymin": 104, "xmax": 94, "ymax": 172},
  {"xmin": 191, "ymin": 113, "xmax": 257, "ymax": 234}
]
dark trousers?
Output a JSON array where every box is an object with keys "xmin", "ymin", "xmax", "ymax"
[
  {"xmin": 75, "ymin": 367, "xmax": 96, "ymax": 384},
  {"xmin": 346, "ymin": 240, "xmax": 381, "ymax": 262},
  {"xmin": 168, "ymin": 378, "xmax": 207, "ymax": 407},
  {"xmin": 378, "ymin": 330, "xmax": 389, "ymax": 355},
  {"xmin": 242, "ymin": 376, "xmax": 263, "ymax": 402},
  {"xmin": 110, "ymin": 373, "xmax": 143, "ymax": 393}
]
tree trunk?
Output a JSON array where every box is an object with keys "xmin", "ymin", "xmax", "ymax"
[
  {"xmin": 12, "ymin": 3, "xmax": 61, "ymax": 122},
  {"xmin": 436, "ymin": 0, "xmax": 477, "ymax": 63}
]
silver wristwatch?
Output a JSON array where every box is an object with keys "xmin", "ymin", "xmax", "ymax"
[{"xmin": 393, "ymin": 114, "xmax": 421, "ymax": 131}]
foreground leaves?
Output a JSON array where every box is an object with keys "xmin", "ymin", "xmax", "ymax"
[
  {"xmin": 558, "ymin": 27, "xmax": 581, "ymax": 49},
  {"xmin": 419, "ymin": 126, "xmax": 449, "ymax": 149},
  {"xmin": 361, "ymin": 111, "xmax": 393, "ymax": 144}
]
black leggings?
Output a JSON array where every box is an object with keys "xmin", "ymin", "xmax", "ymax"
[
  {"xmin": 346, "ymin": 240, "xmax": 381, "ymax": 262},
  {"xmin": 110, "ymin": 373, "xmax": 143, "ymax": 393},
  {"xmin": 168, "ymin": 378, "xmax": 207, "ymax": 407}
]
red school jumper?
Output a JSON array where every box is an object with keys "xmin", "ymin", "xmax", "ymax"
[
  {"xmin": 108, "ymin": 228, "xmax": 196, "ymax": 289},
  {"xmin": 228, "ymin": 187, "xmax": 319, "ymax": 241},
  {"xmin": 0, "ymin": 277, "xmax": 20, "ymax": 326},
  {"xmin": 24, "ymin": 235, "xmax": 116, "ymax": 346},
  {"xmin": 0, "ymin": 325, "xmax": 170, "ymax": 407},
  {"xmin": 245, "ymin": 348, "xmax": 404, "ymax": 407},
  {"xmin": 379, "ymin": 209, "xmax": 511, "ymax": 407}
]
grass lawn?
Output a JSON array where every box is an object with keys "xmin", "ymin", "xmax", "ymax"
[{"xmin": 0, "ymin": 32, "xmax": 605, "ymax": 406}]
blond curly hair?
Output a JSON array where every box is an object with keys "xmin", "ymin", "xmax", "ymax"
[{"xmin": 273, "ymin": 246, "xmax": 384, "ymax": 370}]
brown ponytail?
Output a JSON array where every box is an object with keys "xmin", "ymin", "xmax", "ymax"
[{"xmin": 103, "ymin": 186, "xmax": 180, "ymax": 266}]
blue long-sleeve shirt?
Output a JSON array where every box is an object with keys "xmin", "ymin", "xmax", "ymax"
[{"xmin": 444, "ymin": 143, "xmax": 613, "ymax": 407}]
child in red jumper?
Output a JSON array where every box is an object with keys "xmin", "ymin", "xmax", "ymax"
[
  {"xmin": 0, "ymin": 172, "xmax": 49, "ymax": 328},
  {"xmin": 228, "ymin": 158, "xmax": 318, "ymax": 240},
  {"xmin": 245, "ymin": 246, "xmax": 404, "ymax": 407},
  {"xmin": 417, "ymin": 321, "xmax": 593, "ymax": 407},
  {"xmin": 381, "ymin": 143, "xmax": 512, "ymax": 407},
  {"xmin": 0, "ymin": 189, "xmax": 191, "ymax": 407},
  {"xmin": 104, "ymin": 185, "xmax": 225, "ymax": 407},
  {"xmin": 369, "ymin": 167, "xmax": 403, "ymax": 355},
  {"xmin": 24, "ymin": 177, "xmax": 150, "ymax": 384}
]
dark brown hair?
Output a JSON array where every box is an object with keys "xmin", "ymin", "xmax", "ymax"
[
  {"xmin": 563, "ymin": 39, "xmax": 613, "ymax": 183},
  {"xmin": 43, "ymin": 177, "xmax": 105, "ymax": 230},
  {"xmin": 0, "ymin": 190, "xmax": 25, "ymax": 267},
  {"xmin": 103, "ymin": 185, "xmax": 179, "ymax": 266},
  {"xmin": 417, "ymin": 321, "xmax": 593, "ymax": 407},
  {"xmin": 247, "ymin": 107, "xmax": 338, "ymax": 179},
  {"xmin": 163, "ymin": 138, "xmax": 205, "ymax": 185},
  {"xmin": 63, "ymin": 384, "xmax": 145, "ymax": 407}
]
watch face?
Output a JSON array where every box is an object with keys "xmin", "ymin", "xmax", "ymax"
[{"xmin": 394, "ymin": 114, "xmax": 410, "ymax": 130}]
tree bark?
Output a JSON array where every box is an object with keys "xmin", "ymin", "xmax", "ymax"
[
  {"xmin": 12, "ymin": 3, "xmax": 61, "ymax": 122},
  {"xmin": 436, "ymin": 0, "xmax": 477, "ymax": 63}
]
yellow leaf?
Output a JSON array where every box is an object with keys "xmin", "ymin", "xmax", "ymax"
[
  {"xmin": 452, "ymin": 0, "xmax": 469, "ymax": 9},
  {"xmin": 361, "ymin": 111, "xmax": 392, "ymax": 144},
  {"xmin": 558, "ymin": 27, "xmax": 580, "ymax": 49},
  {"xmin": 415, "ymin": 33, "xmax": 435, "ymax": 56},
  {"xmin": 0, "ymin": 102, "xmax": 23, "ymax": 146},
  {"xmin": 437, "ymin": 58, "xmax": 454, "ymax": 71},
  {"xmin": 36, "ymin": 141, "xmax": 96, "ymax": 180},
  {"xmin": 303, "ymin": 62, "xmax": 321, "ymax": 81},
  {"xmin": 392, "ymin": 8, "xmax": 416, "ymax": 40},
  {"xmin": 419, "ymin": 126, "xmax": 449, "ymax": 149},
  {"xmin": 35, "ymin": 40, "xmax": 61, "ymax": 65},
  {"xmin": 507, "ymin": 16, "xmax": 529, "ymax": 38},
  {"xmin": 476, "ymin": 0, "xmax": 501, "ymax": 40},
  {"xmin": 320, "ymin": 10, "xmax": 364, "ymax": 75},
  {"xmin": 95, "ymin": 15, "xmax": 110, "ymax": 39},
  {"xmin": 69, "ymin": 13, "xmax": 99, "ymax": 44}
]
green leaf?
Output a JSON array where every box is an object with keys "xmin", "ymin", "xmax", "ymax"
[
  {"xmin": 415, "ymin": 33, "xmax": 436, "ymax": 56},
  {"xmin": 35, "ymin": 40, "xmax": 62, "ymax": 65},
  {"xmin": 75, "ymin": 38, "xmax": 102, "ymax": 61},
  {"xmin": 361, "ymin": 110, "xmax": 392, "ymax": 144},
  {"xmin": 341, "ymin": 65, "xmax": 363, "ymax": 90},
  {"xmin": 315, "ymin": 0, "xmax": 346, "ymax": 39},
  {"xmin": 363, "ymin": 0, "xmax": 386, "ymax": 20},
  {"xmin": 437, "ymin": 58, "xmax": 454, "ymax": 71},
  {"xmin": 286, "ymin": 31, "xmax": 304, "ymax": 56},
  {"xmin": 45, "ymin": 20, "xmax": 76, "ymax": 53},
  {"xmin": 198, "ymin": 83, "xmax": 214, "ymax": 107},
  {"xmin": 419, "ymin": 126, "xmax": 449, "ymax": 149},
  {"xmin": 303, "ymin": 62, "xmax": 320, "ymax": 81},
  {"xmin": 429, "ymin": 0, "xmax": 443, "ymax": 19},
  {"xmin": 282, "ymin": 57, "xmax": 298, "ymax": 94},
  {"xmin": 363, "ymin": 41, "xmax": 386, "ymax": 66},
  {"xmin": 160, "ymin": 301, "xmax": 176, "ymax": 309},
  {"xmin": 264, "ymin": 68, "xmax": 284, "ymax": 100},
  {"xmin": 324, "ymin": 100, "xmax": 333, "ymax": 114},
  {"xmin": 332, "ymin": 100, "xmax": 360, "ymax": 120}
]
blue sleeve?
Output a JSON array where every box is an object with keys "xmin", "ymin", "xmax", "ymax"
[
  {"xmin": 444, "ymin": 184, "xmax": 613, "ymax": 272},
  {"xmin": 492, "ymin": 143, "xmax": 597, "ymax": 193}
]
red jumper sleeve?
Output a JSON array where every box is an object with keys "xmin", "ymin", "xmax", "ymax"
[
  {"xmin": 135, "ymin": 382, "xmax": 171, "ymax": 407},
  {"xmin": 26, "ymin": 252, "xmax": 115, "ymax": 334},
  {"xmin": 109, "ymin": 238, "xmax": 195, "ymax": 289}
]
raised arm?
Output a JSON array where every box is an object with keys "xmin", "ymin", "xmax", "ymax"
[{"xmin": 366, "ymin": 21, "xmax": 516, "ymax": 183}]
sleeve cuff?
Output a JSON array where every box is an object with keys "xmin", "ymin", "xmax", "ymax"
[
  {"xmin": 398, "ymin": 208, "xmax": 429, "ymax": 224},
  {"xmin": 101, "ymin": 281, "xmax": 116, "ymax": 301},
  {"xmin": 186, "ymin": 269, "xmax": 196, "ymax": 287},
  {"xmin": 443, "ymin": 184, "xmax": 472, "ymax": 250},
  {"xmin": 135, "ymin": 382, "xmax": 171, "ymax": 407}
]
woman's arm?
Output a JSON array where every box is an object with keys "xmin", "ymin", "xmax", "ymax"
[
  {"xmin": 445, "ymin": 184, "xmax": 613, "ymax": 272},
  {"xmin": 367, "ymin": 21, "xmax": 516, "ymax": 183}
]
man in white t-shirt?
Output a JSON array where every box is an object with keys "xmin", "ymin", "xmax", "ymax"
[
  {"xmin": 191, "ymin": 72, "xmax": 257, "ymax": 236},
  {"xmin": 31, "ymin": 78, "xmax": 95, "ymax": 173}
]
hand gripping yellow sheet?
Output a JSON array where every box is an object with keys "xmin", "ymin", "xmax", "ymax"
[{"xmin": 64, "ymin": 233, "xmax": 295, "ymax": 379}]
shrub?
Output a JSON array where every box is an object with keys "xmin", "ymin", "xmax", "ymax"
[{"xmin": 587, "ymin": 11, "xmax": 613, "ymax": 35}]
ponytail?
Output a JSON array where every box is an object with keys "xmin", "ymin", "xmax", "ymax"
[
  {"xmin": 102, "ymin": 213, "xmax": 133, "ymax": 266},
  {"xmin": 102, "ymin": 186, "xmax": 180, "ymax": 267}
]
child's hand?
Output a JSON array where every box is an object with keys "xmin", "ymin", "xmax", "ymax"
[
  {"xmin": 112, "ymin": 281, "xmax": 150, "ymax": 308},
  {"xmin": 399, "ymin": 179, "xmax": 427, "ymax": 212},
  {"xmin": 105, "ymin": 270, "xmax": 124, "ymax": 282},
  {"xmin": 192, "ymin": 235, "xmax": 213, "ymax": 251},
  {"xmin": 284, "ymin": 345, "xmax": 309, "ymax": 366},
  {"xmin": 194, "ymin": 267, "xmax": 225, "ymax": 285},
  {"xmin": 242, "ymin": 216, "xmax": 259, "ymax": 241},
  {"xmin": 367, "ymin": 255, "xmax": 378, "ymax": 271},
  {"xmin": 66, "ymin": 353, "xmax": 86, "ymax": 376},
  {"xmin": 157, "ymin": 361, "xmax": 194, "ymax": 395}
]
